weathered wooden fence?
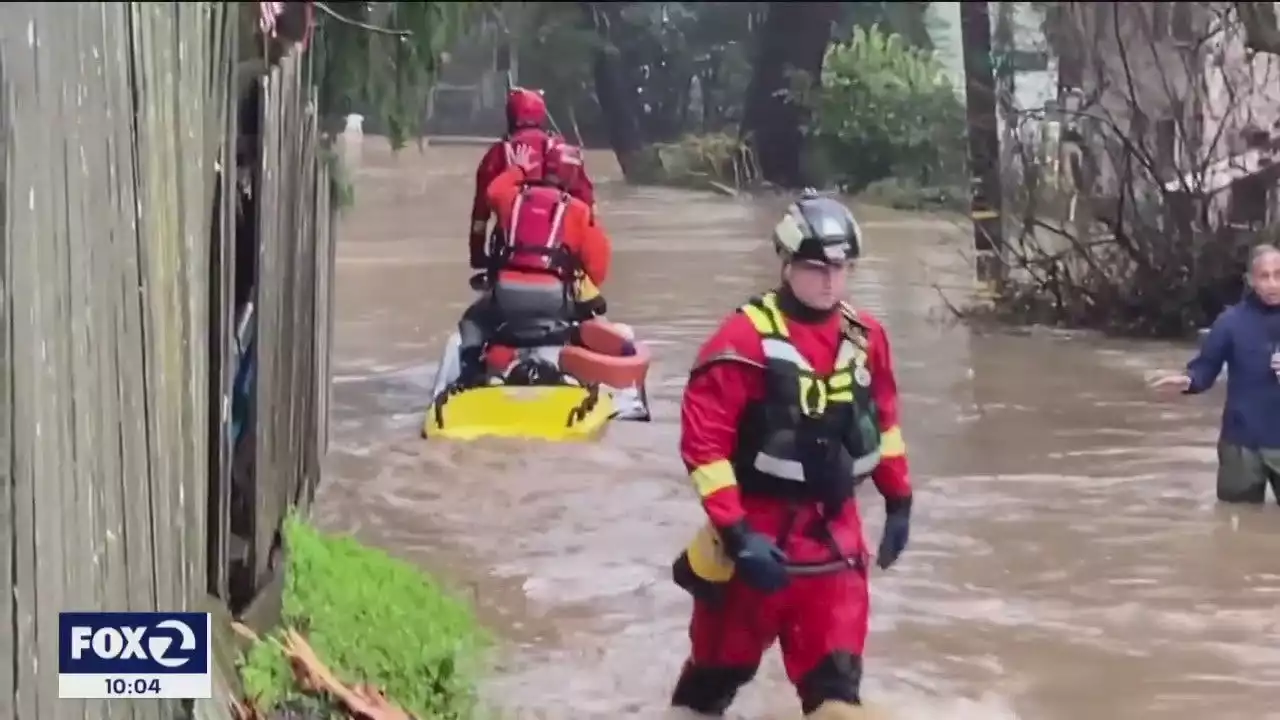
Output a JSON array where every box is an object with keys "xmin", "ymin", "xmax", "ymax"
[
  {"xmin": 0, "ymin": 3, "xmax": 337, "ymax": 719},
  {"xmin": 214, "ymin": 37, "xmax": 336, "ymax": 617}
]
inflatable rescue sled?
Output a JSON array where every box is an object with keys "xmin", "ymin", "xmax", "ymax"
[{"xmin": 423, "ymin": 314, "xmax": 652, "ymax": 442}]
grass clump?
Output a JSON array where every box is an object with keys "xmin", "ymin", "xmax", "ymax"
[
  {"xmin": 239, "ymin": 514, "xmax": 488, "ymax": 719},
  {"xmin": 652, "ymin": 132, "xmax": 762, "ymax": 191}
]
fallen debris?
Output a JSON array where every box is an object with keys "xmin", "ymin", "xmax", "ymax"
[{"xmin": 236, "ymin": 628, "xmax": 415, "ymax": 720}]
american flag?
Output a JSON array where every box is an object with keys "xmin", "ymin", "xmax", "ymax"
[
  {"xmin": 259, "ymin": 2, "xmax": 286, "ymax": 37},
  {"xmin": 259, "ymin": 2, "xmax": 314, "ymax": 49}
]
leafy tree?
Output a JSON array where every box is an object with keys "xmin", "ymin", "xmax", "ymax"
[
  {"xmin": 838, "ymin": 2, "xmax": 935, "ymax": 49},
  {"xmin": 810, "ymin": 25, "xmax": 966, "ymax": 192}
]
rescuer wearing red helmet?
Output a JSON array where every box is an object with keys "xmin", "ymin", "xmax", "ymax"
[
  {"xmin": 454, "ymin": 140, "xmax": 612, "ymax": 383},
  {"xmin": 665, "ymin": 191, "xmax": 913, "ymax": 720},
  {"xmin": 468, "ymin": 87, "xmax": 597, "ymax": 271}
]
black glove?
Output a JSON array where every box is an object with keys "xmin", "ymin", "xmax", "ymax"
[
  {"xmin": 468, "ymin": 221, "xmax": 488, "ymax": 270},
  {"xmin": 876, "ymin": 495, "xmax": 912, "ymax": 570},
  {"xmin": 720, "ymin": 521, "xmax": 789, "ymax": 593},
  {"xmin": 468, "ymin": 243, "xmax": 487, "ymax": 271}
]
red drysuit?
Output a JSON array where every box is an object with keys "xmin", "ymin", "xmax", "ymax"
[{"xmin": 672, "ymin": 290, "xmax": 911, "ymax": 715}]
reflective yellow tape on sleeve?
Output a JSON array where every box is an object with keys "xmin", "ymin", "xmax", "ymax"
[
  {"xmin": 880, "ymin": 425, "xmax": 906, "ymax": 458},
  {"xmin": 690, "ymin": 459, "xmax": 737, "ymax": 498}
]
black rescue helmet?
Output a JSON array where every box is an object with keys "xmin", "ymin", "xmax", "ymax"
[{"xmin": 771, "ymin": 189, "xmax": 863, "ymax": 265}]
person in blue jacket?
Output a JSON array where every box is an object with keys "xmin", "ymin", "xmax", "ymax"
[{"xmin": 1151, "ymin": 243, "xmax": 1280, "ymax": 503}]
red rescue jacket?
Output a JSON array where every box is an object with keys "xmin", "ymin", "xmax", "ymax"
[{"xmin": 680, "ymin": 298, "xmax": 912, "ymax": 564}]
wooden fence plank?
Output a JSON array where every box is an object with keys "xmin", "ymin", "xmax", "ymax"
[
  {"xmin": 29, "ymin": 6, "xmax": 76, "ymax": 714},
  {"xmin": 315, "ymin": 161, "xmax": 336, "ymax": 470},
  {"xmin": 252, "ymin": 65, "xmax": 285, "ymax": 586},
  {"xmin": 5, "ymin": 8, "xmax": 49, "ymax": 717},
  {"xmin": 280, "ymin": 57, "xmax": 305, "ymax": 513},
  {"xmin": 0, "ymin": 10, "xmax": 14, "ymax": 719},
  {"xmin": 62, "ymin": 6, "xmax": 109, "ymax": 719},
  {"xmin": 207, "ymin": 4, "xmax": 240, "ymax": 606}
]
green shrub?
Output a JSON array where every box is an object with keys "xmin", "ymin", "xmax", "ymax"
[
  {"xmin": 239, "ymin": 514, "xmax": 487, "ymax": 719},
  {"xmin": 811, "ymin": 25, "xmax": 967, "ymax": 193}
]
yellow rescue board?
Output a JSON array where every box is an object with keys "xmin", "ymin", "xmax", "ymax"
[{"xmin": 422, "ymin": 384, "xmax": 614, "ymax": 442}]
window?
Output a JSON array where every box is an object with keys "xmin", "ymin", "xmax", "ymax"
[
  {"xmin": 1008, "ymin": 49, "xmax": 1050, "ymax": 73},
  {"xmin": 1171, "ymin": 4, "xmax": 1196, "ymax": 43},
  {"xmin": 1092, "ymin": 3, "xmax": 1114, "ymax": 35},
  {"xmin": 1130, "ymin": 109, "xmax": 1150, "ymax": 145},
  {"xmin": 1151, "ymin": 3, "xmax": 1170, "ymax": 40},
  {"xmin": 1151, "ymin": 3, "xmax": 1197, "ymax": 44},
  {"xmin": 1156, "ymin": 118, "xmax": 1178, "ymax": 177},
  {"xmin": 1228, "ymin": 174, "xmax": 1269, "ymax": 227}
]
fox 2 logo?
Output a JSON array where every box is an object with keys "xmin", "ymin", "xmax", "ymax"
[{"xmin": 59, "ymin": 612, "xmax": 210, "ymax": 675}]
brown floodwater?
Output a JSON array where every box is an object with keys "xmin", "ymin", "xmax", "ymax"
[{"xmin": 312, "ymin": 139, "xmax": 1280, "ymax": 720}]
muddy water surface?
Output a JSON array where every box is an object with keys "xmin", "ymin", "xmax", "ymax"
[{"xmin": 313, "ymin": 141, "xmax": 1280, "ymax": 720}]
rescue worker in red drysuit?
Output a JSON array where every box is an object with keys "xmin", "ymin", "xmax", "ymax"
[
  {"xmin": 455, "ymin": 141, "xmax": 612, "ymax": 383},
  {"xmin": 667, "ymin": 192, "xmax": 913, "ymax": 720},
  {"xmin": 469, "ymin": 87, "xmax": 597, "ymax": 271}
]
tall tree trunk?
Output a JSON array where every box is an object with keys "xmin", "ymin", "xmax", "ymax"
[
  {"xmin": 961, "ymin": 1, "xmax": 1005, "ymax": 286},
  {"xmin": 740, "ymin": 1, "xmax": 839, "ymax": 188},
  {"xmin": 580, "ymin": 2, "xmax": 650, "ymax": 180}
]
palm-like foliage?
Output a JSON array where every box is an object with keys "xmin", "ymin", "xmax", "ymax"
[{"xmin": 812, "ymin": 25, "xmax": 965, "ymax": 191}]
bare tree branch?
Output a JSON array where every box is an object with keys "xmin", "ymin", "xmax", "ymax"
[{"xmin": 314, "ymin": 2, "xmax": 412, "ymax": 36}]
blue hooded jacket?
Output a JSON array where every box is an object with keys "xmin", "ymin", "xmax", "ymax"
[{"xmin": 1185, "ymin": 293, "xmax": 1280, "ymax": 449}]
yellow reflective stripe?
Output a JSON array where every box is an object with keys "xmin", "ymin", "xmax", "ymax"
[
  {"xmin": 799, "ymin": 376, "xmax": 815, "ymax": 414},
  {"xmin": 828, "ymin": 390, "xmax": 854, "ymax": 402},
  {"xmin": 880, "ymin": 425, "xmax": 906, "ymax": 458},
  {"xmin": 575, "ymin": 273, "xmax": 601, "ymax": 300},
  {"xmin": 690, "ymin": 459, "xmax": 737, "ymax": 497},
  {"xmin": 828, "ymin": 372, "xmax": 852, "ymax": 391},
  {"xmin": 798, "ymin": 375, "xmax": 830, "ymax": 415},
  {"xmin": 760, "ymin": 292, "xmax": 789, "ymax": 337},
  {"xmin": 741, "ymin": 304, "xmax": 774, "ymax": 335}
]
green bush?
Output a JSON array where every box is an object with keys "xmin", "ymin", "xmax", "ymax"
[
  {"xmin": 239, "ymin": 514, "xmax": 487, "ymax": 718},
  {"xmin": 811, "ymin": 25, "xmax": 967, "ymax": 193}
]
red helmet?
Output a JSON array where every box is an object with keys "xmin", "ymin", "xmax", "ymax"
[
  {"xmin": 543, "ymin": 139, "xmax": 584, "ymax": 190},
  {"xmin": 506, "ymin": 87, "xmax": 547, "ymax": 131}
]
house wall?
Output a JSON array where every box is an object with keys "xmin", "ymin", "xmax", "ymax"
[{"xmin": 1066, "ymin": 1, "xmax": 1280, "ymax": 225}]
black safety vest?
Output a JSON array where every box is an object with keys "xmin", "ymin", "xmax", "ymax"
[{"xmin": 725, "ymin": 292, "xmax": 882, "ymax": 504}]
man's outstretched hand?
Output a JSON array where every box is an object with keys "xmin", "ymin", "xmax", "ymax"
[{"xmin": 1148, "ymin": 373, "xmax": 1191, "ymax": 393}]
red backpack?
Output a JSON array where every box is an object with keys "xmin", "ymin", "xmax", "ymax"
[{"xmin": 497, "ymin": 184, "xmax": 574, "ymax": 280}]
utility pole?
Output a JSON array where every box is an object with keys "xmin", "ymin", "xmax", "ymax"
[
  {"xmin": 961, "ymin": 1, "xmax": 1005, "ymax": 290},
  {"xmin": 993, "ymin": 1, "xmax": 1017, "ymax": 183}
]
